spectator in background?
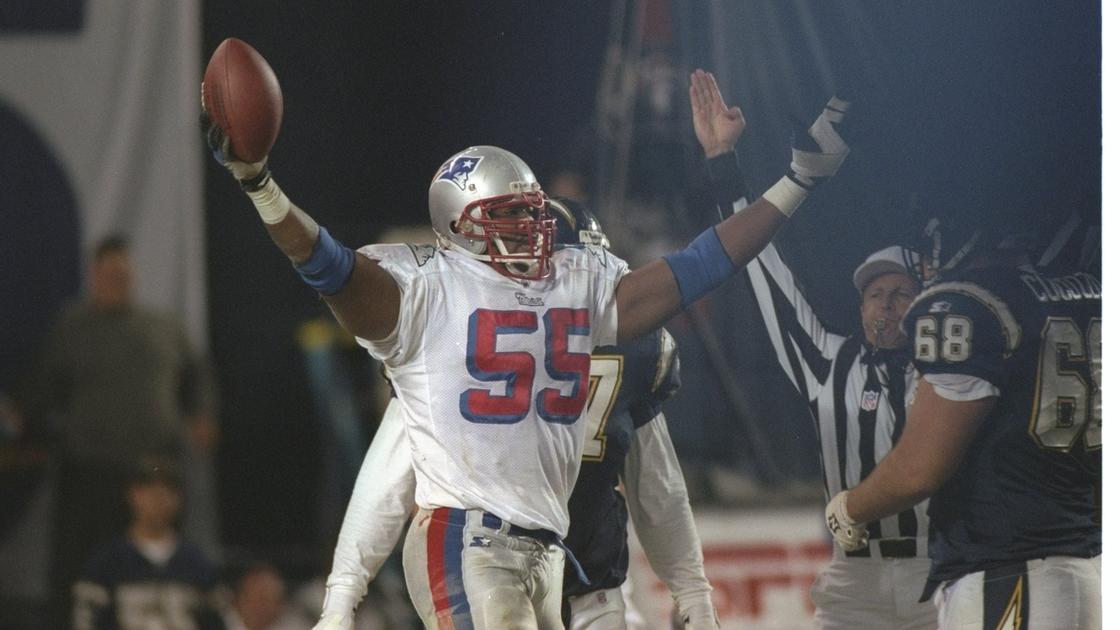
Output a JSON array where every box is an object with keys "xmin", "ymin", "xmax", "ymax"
[
  {"xmin": 72, "ymin": 457, "xmax": 223, "ymax": 630},
  {"xmin": 221, "ymin": 562, "xmax": 304, "ymax": 630},
  {"xmin": 12, "ymin": 234, "xmax": 219, "ymax": 622}
]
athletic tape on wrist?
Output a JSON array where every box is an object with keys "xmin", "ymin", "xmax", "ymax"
[
  {"xmin": 239, "ymin": 166, "xmax": 271, "ymax": 192},
  {"xmin": 823, "ymin": 96, "xmax": 850, "ymax": 124},
  {"xmin": 662, "ymin": 227, "xmax": 735, "ymax": 309},
  {"xmin": 296, "ymin": 227, "xmax": 356, "ymax": 296},
  {"xmin": 761, "ymin": 176, "xmax": 809, "ymax": 218},
  {"xmin": 246, "ymin": 177, "xmax": 291, "ymax": 224},
  {"xmin": 321, "ymin": 585, "xmax": 361, "ymax": 617}
]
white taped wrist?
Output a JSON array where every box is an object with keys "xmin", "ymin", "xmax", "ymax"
[
  {"xmin": 246, "ymin": 177, "xmax": 291, "ymax": 224},
  {"xmin": 678, "ymin": 591, "xmax": 717, "ymax": 619},
  {"xmin": 761, "ymin": 176, "xmax": 809, "ymax": 218},
  {"xmin": 321, "ymin": 584, "xmax": 362, "ymax": 617},
  {"xmin": 822, "ymin": 96, "xmax": 850, "ymax": 124}
]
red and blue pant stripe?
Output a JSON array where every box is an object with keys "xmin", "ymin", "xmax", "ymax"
[{"xmin": 427, "ymin": 507, "xmax": 474, "ymax": 630}]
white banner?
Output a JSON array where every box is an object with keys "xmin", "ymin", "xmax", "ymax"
[
  {"xmin": 0, "ymin": 0, "xmax": 207, "ymax": 347},
  {"xmin": 0, "ymin": 0, "xmax": 206, "ymax": 600},
  {"xmin": 628, "ymin": 506, "xmax": 832, "ymax": 629}
]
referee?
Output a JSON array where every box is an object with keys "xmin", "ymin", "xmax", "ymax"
[
  {"xmin": 688, "ymin": 71, "xmax": 935, "ymax": 629},
  {"xmin": 716, "ymin": 158, "xmax": 933, "ymax": 629}
]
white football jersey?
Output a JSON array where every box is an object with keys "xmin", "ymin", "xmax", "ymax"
[{"xmin": 355, "ymin": 243, "xmax": 629, "ymax": 536}]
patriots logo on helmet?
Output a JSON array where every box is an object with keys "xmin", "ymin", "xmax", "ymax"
[{"xmin": 436, "ymin": 155, "xmax": 485, "ymax": 191}]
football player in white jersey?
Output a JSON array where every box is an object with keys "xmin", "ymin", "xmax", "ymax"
[
  {"xmin": 306, "ymin": 199, "xmax": 717, "ymax": 630},
  {"xmin": 203, "ymin": 68, "xmax": 850, "ymax": 630}
]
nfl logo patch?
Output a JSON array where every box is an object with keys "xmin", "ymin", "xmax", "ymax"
[{"xmin": 861, "ymin": 390, "xmax": 880, "ymax": 411}]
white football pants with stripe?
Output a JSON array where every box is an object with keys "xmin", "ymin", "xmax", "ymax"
[
  {"xmin": 934, "ymin": 555, "xmax": 1100, "ymax": 630},
  {"xmin": 403, "ymin": 507, "xmax": 566, "ymax": 630}
]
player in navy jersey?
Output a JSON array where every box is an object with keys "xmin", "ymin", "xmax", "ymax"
[
  {"xmin": 559, "ymin": 324, "xmax": 681, "ymax": 597},
  {"xmin": 826, "ymin": 222, "xmax": 1101, "ymax": 628},
  {"xmin": 550, "ymin": 198, "xmax": 716, "ymax": 630}
]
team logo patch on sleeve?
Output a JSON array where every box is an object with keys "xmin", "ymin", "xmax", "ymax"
[
  {"xmin": 435, "ymin": 155, "xmax": 484, "ymax": 191},
  {"xmin": 408, "ymin": 243, "xmax": 436, "ymax": 267}
]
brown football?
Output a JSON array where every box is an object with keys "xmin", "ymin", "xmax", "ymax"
[{"xmin": 202, "ymin": 38, "xmax": 282, "ymax": 163}]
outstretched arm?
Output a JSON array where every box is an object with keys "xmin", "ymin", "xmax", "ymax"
[
  {"xmin": 202, "ymin": 116, "xmax": 400, "ymax": 341},
  {"xmin": 613, "ymin": 201, "xmax": 787, "ymax": 343},
  {"xmin": 615, "ymin": 69, "xmax": 850, "ymax": 343},
  {"xmin": 826, "ymin": 378, "xmax": 993, "ymax": 550},
  {"xmin": 690, "ymin": 70, "xmax": 845, "ymax": 399},
  {"xmin": 826, "ymin": 288, "xmax": 1010, "ymax": 551},
  {"xmin": 847, "ymin": 379, "xmax": 992, "ymax": 521}
]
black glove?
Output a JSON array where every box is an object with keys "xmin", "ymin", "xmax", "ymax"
[{"xmin": 200, "ymin": 111, "xmax": 270, "ymax": 191}]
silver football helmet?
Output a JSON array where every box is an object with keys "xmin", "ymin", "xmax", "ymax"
[{"xmin": 428, "ymin": 145, "xmax": 555, "ymax": 279}]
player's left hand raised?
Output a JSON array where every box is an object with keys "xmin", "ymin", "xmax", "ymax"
[
  {"xmin": 825, "ymin": 490, "xmax": 869, "ymax": 551},
  {"xmin": 200, "ymin": 111, "xmax": 269, "ymax": 187}
]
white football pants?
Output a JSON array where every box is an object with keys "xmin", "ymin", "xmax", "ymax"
[
  {"xmin": 934, "ymin": 555, "xmax": 1100, "ymax": 629},
  {"xmin": 403, "ymin": 507, "xmax": 565, "ymax": 630},
  {"xmin": 810, "ymin": 549, "xmax": 938, "ymax": 630}
]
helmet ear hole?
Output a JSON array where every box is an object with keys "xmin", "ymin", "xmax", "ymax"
[{"xmin": 449, "ymin": 220, "xmax": 460, "ymax": 234}]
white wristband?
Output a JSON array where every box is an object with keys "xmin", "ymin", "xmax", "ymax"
[
  {"xmin": 321, "ymin": 584, "xmax": 362, "ymax": 617},
  {"xmin": 761, "ymin": 176, "xmax": 809, "ymax": 218},
  {"xmin": 246, "ymin": 177, "xmax": 291, "ymax": 224},
  {"xmin": 678, "ymin": 591, "xmax": 719, "ymax": 628}
]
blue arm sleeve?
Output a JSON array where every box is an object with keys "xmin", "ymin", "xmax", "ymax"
[
  {"xmin": 295, "ymin": 227, "xmax": 356, "ymax": 296},
  {"xmin": 662, "ymin": 227, "xmax": 735, "ymax": 308}
]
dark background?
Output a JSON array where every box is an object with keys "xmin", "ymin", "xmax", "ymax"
[{"xmin": 195, "ymin": 0, "xmax": 1100, "ymax": 563}]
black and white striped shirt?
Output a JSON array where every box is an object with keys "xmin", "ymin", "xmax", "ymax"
[
  {"xmin": 708, "ymin": 153, "xmax": 928, "ymax": 558},
  {"xmin": 747, "ymin": 245, "xmax": 928, "ymax": 555}
]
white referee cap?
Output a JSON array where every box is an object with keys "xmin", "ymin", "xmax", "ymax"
[{"xmin": 853, "ymin": 245, "xmax": 922, "ymax": 292}]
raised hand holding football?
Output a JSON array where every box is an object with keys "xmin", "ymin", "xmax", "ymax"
[{"xmin": 201, "ymin": 38, "xmax": 282, "ymax": 163}]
